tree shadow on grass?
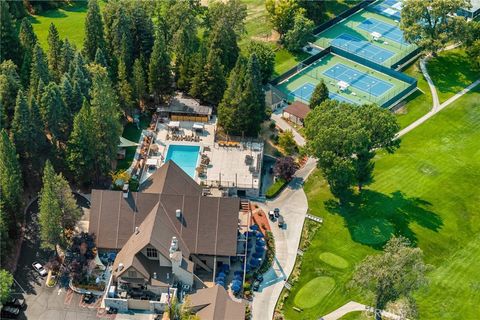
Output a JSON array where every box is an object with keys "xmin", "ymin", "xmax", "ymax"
[{"xmin": 324, "ymin": 190, "xmax": 443, "ymax": 249}]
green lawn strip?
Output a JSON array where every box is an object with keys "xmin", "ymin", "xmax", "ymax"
[
  {"xmin": 394, "ymin": 60, "xmax": 432, "ymax": 129},
  {"xmin": 266, "ymin": 178, "xmax": 287, "ymax": 198},
  {"xmin": 28, "ymin": 2, "xmax": 106, "ymax": 50},
  {"xmin": 339, "ymin": 311, "xmax": 366, "ymax": 320},
  {"xmin": 426, "ymin": 48, "xmax": 480, "ymax": 103},
  {"xmin": 116, "ymin": 115, "xmax": 151, "ymax": 171},
  {"xmin": 281, "ymin": 85, "xmax": 480, "ymax": 319}
]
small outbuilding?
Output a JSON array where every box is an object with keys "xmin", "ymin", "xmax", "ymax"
[
  {"xmin": 157, "ymin": 92, "xmax": 212, "ymax": 122},
  {"xmin": 282, "ymin": 101, "xmax": 311, "ymax": 126}
]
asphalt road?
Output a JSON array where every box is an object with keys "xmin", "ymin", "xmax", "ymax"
[{"xmin": 12, "ymin": 196, "xmax": 100, "ymax": 320}]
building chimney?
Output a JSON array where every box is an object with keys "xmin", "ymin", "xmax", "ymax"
[
  {"xmin": 122, "ymin": 184, "xmax": 129, "ymax": 199},
  {"xmin": 169, "ymin": 236, "xmax": 178, "ymax": 254},
  {"xmin": 175, "ymin": 209, "xmax": 182, "ymax": 219}
]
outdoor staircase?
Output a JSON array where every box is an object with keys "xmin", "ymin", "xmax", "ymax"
[{"xmin": 241, "ymin": 200, "xmax": 250, "ymax": 213}]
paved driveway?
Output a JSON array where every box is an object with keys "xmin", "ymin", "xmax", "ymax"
[
  {"xmin": 12, "ymin": 197, "xmax": 100, "ymax": 320},
  {"xmin": 252, "ymin": 158, "xmax": 316, "ymax": 320}
]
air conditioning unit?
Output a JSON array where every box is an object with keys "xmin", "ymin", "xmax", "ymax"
[{"xmin": 175, "ymin": 209, "xmax": 182, "ymax": 219}]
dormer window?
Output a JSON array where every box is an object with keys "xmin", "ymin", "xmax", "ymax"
[{"xmin": 146, "ymin": 247, "xmax": 158, "ymax": 258}]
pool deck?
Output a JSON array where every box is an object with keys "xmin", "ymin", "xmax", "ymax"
[{"xmin": 140, "ymin": 118, "xmax": 264, "ymax": 196}]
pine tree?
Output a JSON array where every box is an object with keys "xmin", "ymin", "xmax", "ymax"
[
  {"xmin": 189, "ymin": 45, "xmax": 207, "ymax": 99},
  {"xmin": 71, "ymin": 80, "xmax": 84, "ymax": 115},
  {"xmin": 94, "ymin": 48, "xmax": 108, "ymax": 69},
  {"xmin": 19, "ymin": 18, "xmax": 38, "ymax": 87},
  {"xmin": 67, "ymin": 101, "xmax": 97, "ymax": 185},
  {"xmin": 29, "ymin": 99, "xmax": 48, "ymax": 167},
  {"xmin": 0, "ymin": 60, "xmax": 21, "ymax": 118},
  {"xmin": 191, "ymin": 48, "xmax": 226, "ymax": 106},
  {"xmin": 207, "ymin": 21, "xmax": 239, "ymax": 74},
  {"xmin": 29, "ymin": 45, "xmax": 50, "ymax": 101},
  {"xmin": 83, "ymin": 0, "xmax": 105, "ymax": 62},
  {"xmin": 60, "ymin": 75, "xmax": 75, "ymax": 114},
  {"xmin": 70, "ymin": 53, "xmax": 90, "ymax": 99},
  {"xmin": 117, "ymin": 59, "xmax": 134, "ymax": 113},
  {"xmin": 149, "ymin": 33, "xmax": 172, "ymax": 102},
  {"xmin": 0, "ymin": 2, "xmax": 21, "ymax": 66},
  {"xmin": 40, "ymin": 82, "xmax": 70, "ymax": 142},
  {"xmin": 309, "ymin": 80, "xmax": 329, "ymax": 109},
  {"xmin": 10, "ymin": 90, "xmax": 31, "ymax": 161},
  {"xmin": 218, "ymin": 54, "xmax": 264, "ymax": 137},
  {"xmin": 59, "ymin": 39, "xmax": 75, "ymax": 76},
  {"xmin": 38, "ymin": 160, "xmax": 81, "ymax": 250},
  {"xmin": 0, "ymin": 101, "xmax": 6, "ymax": 130},
  {"xmin": 47, "ymin": 23, "xmax": 63, "ymax": 82},
  {"xmin": 130, "ymin": 4, "xmax": 154, "ymax": 64},
  {"xmin": 132, "ymin": 58, "xmax": 146, "ymax": 107},
  {"xmin": 0, "ymin": 129, "xmax": 23, "ymax": 229}
]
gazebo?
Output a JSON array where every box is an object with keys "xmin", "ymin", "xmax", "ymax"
[
  {"xmin": 337, "ymin": 80, "xmax": 350, "ymax": 92},
  {"xmin": 371, "ymin": 31, "xmax": 382, "ymax": 41}
]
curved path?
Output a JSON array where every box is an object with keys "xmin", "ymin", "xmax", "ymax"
[{"xmin": 320, "ymin": 301, "xmax": 404, "ymax": 320}]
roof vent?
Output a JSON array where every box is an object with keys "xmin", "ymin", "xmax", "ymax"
[
  {"xmin": 175, "ymin": 209, "xmax": 182, "ymax": 219},
  {"xmin": 134, "ymin": 227, "xmax": 140, "ymax": 235},
  {"xmin": 118, "ymin": 263, "xmax": 124, "ymax": 271},
  {"xmin": 153, "ymin": 272, "xmax": 157, "ymax": 279}
]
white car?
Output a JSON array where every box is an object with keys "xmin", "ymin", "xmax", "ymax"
[{"xmin": 32, "ymin": 262, "xmax": 47, "ymax": 276}]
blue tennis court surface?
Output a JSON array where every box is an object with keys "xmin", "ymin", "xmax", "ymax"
[
  {"xmin": 323, "ymin": 63, "xmax": 393, "ymax": 96},
  {"xmin": 331, "ymin": 33, "xmax": 395, "ymax": 65},
  {"xmin": 358, "ymin": 18, "xmax": 406, "ymax": 45},
  {"xmin": 329, "ymin": 92, "xmax": 355, "ymax": 104},
  {"xmin": 291, "ymin": 83, "xmax": 315, "ymax": 102},
  {"xmin": 369, "ymin": 0, "xmax": 402, "ymax": 21}
]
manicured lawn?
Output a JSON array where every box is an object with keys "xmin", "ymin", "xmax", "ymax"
[
  {"xmin": 426, "ymin": 48, "xmax": 480, "ymax": 103},
  {"xmin": 28, "ymin": 1, "xmax": 105, "ymax": 50},
  {"xmin": 116, "ymin": 115, "xmax": 150, "ymax": 171},
  {"xmin": 281, "ymin": 85, "xmax": 480, "ymax": 319},
  {"xmin": 394, "ymin": 60, "xmax": 432, "ymax": 129},
  {"xmin": 266, "ymin": 178, "xmax": 287, "ymax": 198}
]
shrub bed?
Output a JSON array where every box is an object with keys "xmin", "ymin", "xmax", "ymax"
[{"xmin": 266, "ymin": 178, "xmax": 288, "ymax": 199}]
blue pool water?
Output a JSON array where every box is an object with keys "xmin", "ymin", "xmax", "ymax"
[{"xmin": 165, "ymin": 145, "xmax": 200, "ymax": 178}]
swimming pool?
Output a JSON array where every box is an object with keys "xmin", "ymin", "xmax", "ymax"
[{"xmin": 164, "ymin": 144, "xmax": 200, "ymax": 178}]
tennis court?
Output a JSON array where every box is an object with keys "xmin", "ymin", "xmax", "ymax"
[
  {"xmin": 276, "ymin": 53, "xmax": 411, "ymax": 107},
  {"xmin": 369, "ymin": 0, "xmax": 403, "ymax": 21},
  {"xmin": 358, "ymin": 18, "xmax": 406, "ymax": 45},
  {"xmin": 331, "ymin": 33, "xmax": 395, "ymax": 64},
  {"xmin": 313, "ymin": 2, "xmax": 416, "ymax": 67},
  {"xmin": 323, "ymin": 63, "xmax": 393, "ymax": 96}
]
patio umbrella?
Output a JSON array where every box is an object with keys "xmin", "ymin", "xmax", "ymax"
[
  {"xmin": 221, "ymin": 264, "xmax": 230, "ymax": 273},
  {"xmin": 253, "ymin": 251, "xmax": 263, "ymax": 259},
  {"xmin": 217, "ymin": 272, "xmax": 226, "ymax": 278},
  {"xmin": 250, "ymin": 225, "xmax": 259, "ymax": 231},
  {"xmin": 234, "ymin": 274, "xmax": 243, "ymax": 281},
  {"xmin": 257, "ymin": 239, "xmax": 266, "ymax": 247},
  {"xmin": 249, "ymin": 259, "xmax": 260, "ymax": 268},
  {"xmin": 232, "ymin": 279, "xmax": 242, "ymax": 286},
  {"xmin": 255, "ymin": 245, "xmax": 265, "ymax": 253},
  {"xmin": 216, "ymin": 281, "xmax": 225, "ymax": 287},
  {"xmin": 256, "ymin": 232, "xmax": 264, "ymax": 238},
  {"xmin": 232, "ymin": 283, "xmax": 242, "ymax": 293}
]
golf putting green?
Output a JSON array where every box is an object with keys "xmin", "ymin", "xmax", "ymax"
[
  {"xmin": 319, "ymin": 252, "xmax": 349, "ymax": 269},
  {"xmin": 294, "ymin": 276, "xmax": 335, "ymax": 309},
  {"xmin": 351, "ymin": 218, "xmax": 394, "ymax": 245}
]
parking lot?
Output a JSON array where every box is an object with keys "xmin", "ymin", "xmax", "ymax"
[{"xmin": 11, "ymin": 196, "xmax": 108, "ymax": 320}]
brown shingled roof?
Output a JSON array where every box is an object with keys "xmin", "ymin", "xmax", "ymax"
[
  {"xmin": 284, "ymin": 101, "xmax": 310, "ymax": 120},
  {"xmin": 188, "ymin": 285, "xmax": 246, "ymax": 320},
  {"xmin": 89, "ymin": 161, "xmax": 240, "ymax": 256}
]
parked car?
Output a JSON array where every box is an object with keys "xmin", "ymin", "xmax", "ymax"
[
  {"xmin": 252, "ymin": 280, "xmax": 261, "ymax": 292},
  {"xmin": 1, "ymin": 306, "xmax": 20, "ymax": 319},
  {"xmin": 32, "ymin": 262, "xmax": 47, "ymax": 276},
  {"xmin": 268, "ymin": 210, "xmax": 275, "ymax": 221},
  {"xmin": 273, "ymin": 208, "xmax": 280, "ymax": 218},
  {"xmin": 5, "ymin": 297, "xmax": 25, "ymax": 309},
  {"xmin": 278, "ymin": 215, "xmax": 285, "ymax": 229},
  {"xmin": 83, "ymin": 292, "xmax": 95, "ymax": 304}
]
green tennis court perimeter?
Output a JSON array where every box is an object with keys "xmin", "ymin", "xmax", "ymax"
[
  {"xmin": 314, "ymin": 9, "xmax": 417, "ymax": 67},
  {"xmin": 276, "ymin": 53, "xmax": 411, "ymax": 107}
]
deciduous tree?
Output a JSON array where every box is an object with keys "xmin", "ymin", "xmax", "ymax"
[
  {"xmin": 278, "ymin": 130, "xmax": 297, "ymax": 155},
  {"xmin": 273, "ymin": 156, "xmax": 298, "ymax": 181},
  {"xmin": 245, "ymin": 41, "xmax": 275, "ymax": 84},
  {"xmin": 283, "ymin": 11, "xmax": 314, "ymax": 52},
  {"xmin": 351, "ymin": 236, "xmax": 428, "ymax": 319},
  {"xmin": 400, "ymin": 0, "xmax": 470, "ymax": 54},
  {"xmin": 0, "ymin": 269, "xmax": 13, "ymax": 304},
  {"xmin": 265, "ymin": 0, "xmax": 299, "ymax": 40},
  {"xmin": 304, "ymin": 101, "xmax": 400, "ymax": 200}
]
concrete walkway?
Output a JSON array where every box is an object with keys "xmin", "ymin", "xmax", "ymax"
[
  {"xmin": 271, "ymin": 108, "xmax": 306, "ymax": 146},
  {"xmin": 251, "ymin": 157, "xmax": 316, "ymax": 320},
  {"xmin": 419, "ymin": 57, "xmax": 440, "ymax": 111},
  {"xmin": 397, "ymin": 78, "xmax": 480, "ymax": 138},
  {"xmin": 320, "ymin": 301, "xmax": 404, "ymax": 320}
]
